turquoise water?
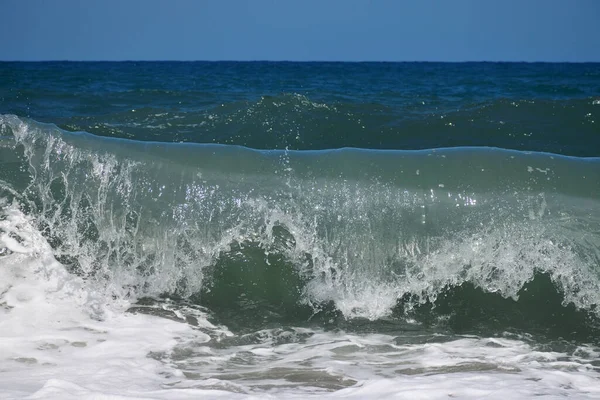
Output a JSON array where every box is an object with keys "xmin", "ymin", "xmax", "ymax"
[{"xmin": 1, "ymin": 62, "xmax": 600, "ymax": 397}]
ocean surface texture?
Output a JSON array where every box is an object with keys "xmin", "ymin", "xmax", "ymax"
[{"xmin": 1, "ymin": 62, "xmax": 600, "ymax": 399}]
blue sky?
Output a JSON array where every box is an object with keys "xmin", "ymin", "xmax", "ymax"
[{"xmin": 1, "ymin": 0, "xmax": 599, "ymax": 62}]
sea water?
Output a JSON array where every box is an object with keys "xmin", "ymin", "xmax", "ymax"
[{"xmin": 1, "ymin": 62, "xmax": 600, "ymax": 399}]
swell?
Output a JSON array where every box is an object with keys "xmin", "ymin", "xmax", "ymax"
[
  {"xmin": 3, "ymin": 76, "xmax": 600, "ymax": 155},
  {"xmin": 1, "ymin": 114, "xmax": 600, "ymax": 333},
  {"xmin": 53, "ymin": 96, "xmax": 600, "ymax": 156}
]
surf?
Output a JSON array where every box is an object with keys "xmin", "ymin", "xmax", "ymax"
[{"xmin": 1, "ymin": 114, "xmax": 600, "ymax": 338}]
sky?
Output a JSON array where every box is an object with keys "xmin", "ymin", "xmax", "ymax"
[{"xmin": 1, "ymin": 0, "xmax": 599, "ymax": 62}]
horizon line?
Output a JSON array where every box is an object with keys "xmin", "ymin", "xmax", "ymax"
[{"xmin": 1, "ymin": 59, "xmax": 600, "ymax": 64}]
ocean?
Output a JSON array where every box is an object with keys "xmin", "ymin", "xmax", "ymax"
[{"xmin": 1, "ymin": 61, "xmax": 600, "ymax": 399}]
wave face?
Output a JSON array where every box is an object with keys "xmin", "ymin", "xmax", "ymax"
[{"xmin": 2, "ymin": 114, "xmax": 600, "ymax": 341}]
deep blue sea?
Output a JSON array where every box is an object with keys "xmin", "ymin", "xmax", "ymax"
[{"xmin": 1, "ymin": 62, "xmax": 600, "ymax": 399}]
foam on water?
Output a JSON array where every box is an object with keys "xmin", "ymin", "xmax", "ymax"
[{"xmin": 0, "ymin": 201, "xmax": 207, "ymax": 399}]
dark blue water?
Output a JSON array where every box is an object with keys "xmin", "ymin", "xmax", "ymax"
[
  {"xmin": 1, "ymin": 61, "xmax": 600, "ymax": 343},
  {"xmin": 2, "ymin": 62, "xmax": 599, "ymax": 154}
]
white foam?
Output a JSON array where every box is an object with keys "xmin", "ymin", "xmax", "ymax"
[
  {"xmin": 159, "ymin": 327, "xmax": 600, "ymax": 399},
  {"xmin": 0, "ymin": 203, "xmax": 207, "ymax": 399}
]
